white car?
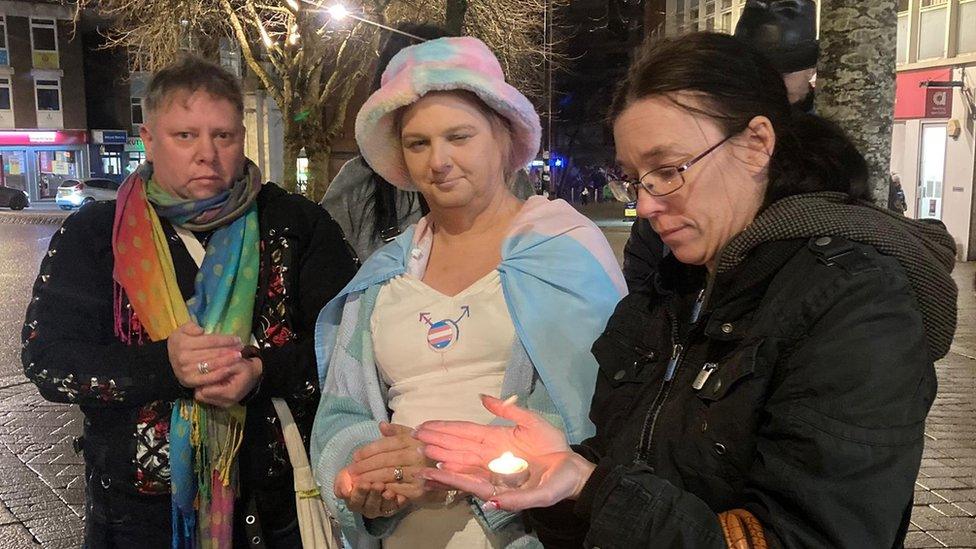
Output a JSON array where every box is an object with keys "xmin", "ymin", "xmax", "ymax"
[{"xmin": 56, "ymin": 178, "xmax": 120, "ymax": 210}]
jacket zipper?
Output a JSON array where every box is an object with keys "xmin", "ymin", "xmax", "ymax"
[
  {"xmin": 636, "ymin": 288, "xmax": 705, "ymax": 463},
  {"xmin": 692, "ymin": 363, "xmax": 719, "ymax": 391}
]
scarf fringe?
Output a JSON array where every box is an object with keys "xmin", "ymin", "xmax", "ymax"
[{"xmin": 214, "ymin": 411, "xmax": 245, "ymax": 486}]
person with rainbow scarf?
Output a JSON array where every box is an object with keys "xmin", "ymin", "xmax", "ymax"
[{"xmin": 22, "ymin": 56, "xmax": 357, "ymax": 548}]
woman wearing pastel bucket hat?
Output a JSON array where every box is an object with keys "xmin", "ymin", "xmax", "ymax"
[{"xmin": 310, "ymin": 36, "xmax": 626, "ymax": 548}]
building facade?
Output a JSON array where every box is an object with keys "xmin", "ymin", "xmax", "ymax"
[
  {"xmin": 891, "ymin": 0, "xmax": 976, "ymax": 260},
  {"xmin": 0, "ymin": 1, "xmax": 88, "ymax": 202},
  {"xmin": 662, "ymin": 0, "xmax": 976, "ymax": 260}
]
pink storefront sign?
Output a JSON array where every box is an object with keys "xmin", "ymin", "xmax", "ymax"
[{"xmin": 0, "ymin": 130, "xmax": 88, "ymax": 146}]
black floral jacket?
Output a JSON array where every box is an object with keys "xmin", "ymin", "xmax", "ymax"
[{"xmin": 22, "ymin": 183, "xmax": 357, "ymax": 528}]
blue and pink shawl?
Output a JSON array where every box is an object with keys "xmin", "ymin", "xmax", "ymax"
[{"xmin": 310, "ymin": 196, "xmax": 625, "ymax": 547}]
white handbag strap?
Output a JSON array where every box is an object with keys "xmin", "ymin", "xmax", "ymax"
[
  {"xmin": 271, "ymin": 399, "xmax": 319, "ymax": 486},
  {"xmin": 174, "ymin": 225, "xmax": 207, "ymax": 267}
]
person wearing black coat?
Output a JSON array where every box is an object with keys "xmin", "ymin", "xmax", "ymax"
[
  {"xmin": 413, "ymin": 33, "xmax": 958, "ymax": 549},
  {"xmin": 21, "ymin": 57, "xmax": 358, "ymax": 548}
]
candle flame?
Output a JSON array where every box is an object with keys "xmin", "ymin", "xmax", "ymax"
[{"xmin": 489, "ymin": 451, "xmax": 528, "ymax": 474}]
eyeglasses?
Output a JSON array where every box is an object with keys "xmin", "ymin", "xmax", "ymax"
[{"xmin": 608, "ymin": 133, "xmax": 736, "ymax": 202}]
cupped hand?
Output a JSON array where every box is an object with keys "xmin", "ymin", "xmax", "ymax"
[
  {"xmin": 414, "ymin": 394, "xmax": 571, "ymax": 470},
  {"xmin": 167, "ymin": 322, "xmax": 243, "ymax": 388},
  {"xmin": 335, "ymin": 476, "xmax": 403, "ymax": 520},
  {"xmin": 347, "ymin": 422, "xmax": 431, "ymax": 502},
  {"xmin": 419, "ymin": 451, "xmax": 596, "ymax": 513}
]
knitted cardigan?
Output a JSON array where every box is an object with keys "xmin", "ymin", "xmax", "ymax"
[{"xmin": 310, "ymin": 197, "xmax": 626, "ymax": 548}]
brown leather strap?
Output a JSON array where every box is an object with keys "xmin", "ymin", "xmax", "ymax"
[{"xmin": 718, "ymin": 509, "xmax": 768, "ymax": 549}]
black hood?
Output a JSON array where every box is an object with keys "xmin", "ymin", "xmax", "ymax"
[{"xmin": 734, "ymin": 0, "xmax": 819, "ymax": 73}]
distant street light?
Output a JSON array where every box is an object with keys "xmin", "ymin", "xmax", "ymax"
[
  {"xmin": 328, "ymin": 4, "xmax": 349, "ymax": 20},
  {"xmin": 299, "ymin": 1, "xmax": 428, "ymax": 41}
]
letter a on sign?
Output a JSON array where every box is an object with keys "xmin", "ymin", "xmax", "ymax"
[{"xmin": 925, "ymin": 88, "xmax": 952, "ymax": 118}]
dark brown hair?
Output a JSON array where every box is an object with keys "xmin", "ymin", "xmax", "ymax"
[
  {"xmin": 610, "ymin": 32, "xmax": 870, "ymax": 206},
  {"xmin": 144, "ymin": 55, "xmax": 243, "ymax": 120}
]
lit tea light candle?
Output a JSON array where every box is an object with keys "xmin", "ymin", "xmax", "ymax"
[{"xmin": 488, "ymin": 451, "xmax": 529, "ymax": 488}]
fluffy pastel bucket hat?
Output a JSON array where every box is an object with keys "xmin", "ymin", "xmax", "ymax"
[{"xmin": 355, "ymin": 36, "xmax": 542, "ymax": 190}]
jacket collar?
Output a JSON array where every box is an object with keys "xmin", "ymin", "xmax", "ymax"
[{"xmin": 654, "ymin": 239, "xmax": 807, "ymax": 327}]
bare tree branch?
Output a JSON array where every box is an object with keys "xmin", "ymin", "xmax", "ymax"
[{"xmin": 72, "ymin": 0, "xmax": 566, "ymax": 198}]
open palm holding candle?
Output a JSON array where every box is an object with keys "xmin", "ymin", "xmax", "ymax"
[{"xmin": 415, "ymin": 394, "xmax": 597, "ymax": 512}]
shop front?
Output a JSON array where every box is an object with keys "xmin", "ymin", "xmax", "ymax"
[
  {"xmin": 0, "ymin": 130, "xmax": 89, "ymax": 201},
  {"xmin": 892, "ymin": 66, "xmax": 976, "ymax": 259},
  {"xmin": 89, "ymin": 130, "xmax": 129, "ymax": 183}
]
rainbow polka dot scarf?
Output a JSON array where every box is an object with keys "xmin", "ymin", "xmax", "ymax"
[{"xmin": 111, "ymin": 161, "xmax": 262, "ymax": 549}]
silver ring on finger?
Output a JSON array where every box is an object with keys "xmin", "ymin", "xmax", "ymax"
[
  {"xmin": 393, "ymin": 466, "xmax": 404, "ymax": 482},
  {"xmin": 197, "ymin": 361, "xmax": 210, "ymax": 375},
  {"xmin": 444, "ymin": 489, "xmax": 458, "ymax": 506}
]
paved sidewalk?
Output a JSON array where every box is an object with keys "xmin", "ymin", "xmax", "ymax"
[
  {"xmin": 908, "ymin": 261, "xmax": 976, "ymax": 548},
  {"xmin": 0, "ymin": 380, "xmax": 84, "ymax": 548}
]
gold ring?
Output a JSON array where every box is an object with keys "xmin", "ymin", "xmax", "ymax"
[
  {"xmin": 197, "ymin": 361, "xmax": 210, "ymax": 375},
  {"xmin": 393, "ymin": 466, "xmax": 404, "ymax": 482}
]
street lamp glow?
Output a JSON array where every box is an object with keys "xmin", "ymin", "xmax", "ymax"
[
  {"xmin": 328, "ymin": 5, "xmax": 349, "ymax": 20},
  {"xmin": 301, "ymin": 0, "xmax": 428, "ymax": 41}
]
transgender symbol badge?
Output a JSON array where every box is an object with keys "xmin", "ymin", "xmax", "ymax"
[{"xmin": 419, "ymin": 306, "xmax": 471, "ymax": 353}]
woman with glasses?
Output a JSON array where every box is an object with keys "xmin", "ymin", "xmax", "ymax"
[{"xmin": 414, "ymin": 32, "xmax": 958, "ymax": 548}]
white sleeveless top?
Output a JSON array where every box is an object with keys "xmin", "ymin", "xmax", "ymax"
[{"xmin": 371, "ymin": 271, "xmax": 515, "ymax": 548}]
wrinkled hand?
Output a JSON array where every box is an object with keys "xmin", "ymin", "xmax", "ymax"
[
  {"xmin": 193, "ymin": 356, "xmax": 262, "ymax": 408},
  {"xmin": 167, "ymin": 322, "xmax": 243, "ymax": 388},
  {"xmin": 415, "ymin": 395, "xmax": 571, "ymax": 468}
]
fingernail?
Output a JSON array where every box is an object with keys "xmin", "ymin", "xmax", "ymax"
[
  {"xmin": 416, "ymin": 445, "xmax": 426, "ymax": 455},
  {"xmin": 410, "ymin": 428, "xmax": 419, "ymax": 437},
  {"xmin": 478, "ymin": 393, "xmax": 492, "ymax": 400},
  {"xmin": 502, "ymin": 394, "xmax": 518, "ymax": 406},
  {"xmin": 481, "ymin": 500, "xmax": 499, "ymax": 512},
  {"xmin": 435, "ymin": 462, "xmax": 444, "ymax": 469}
]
